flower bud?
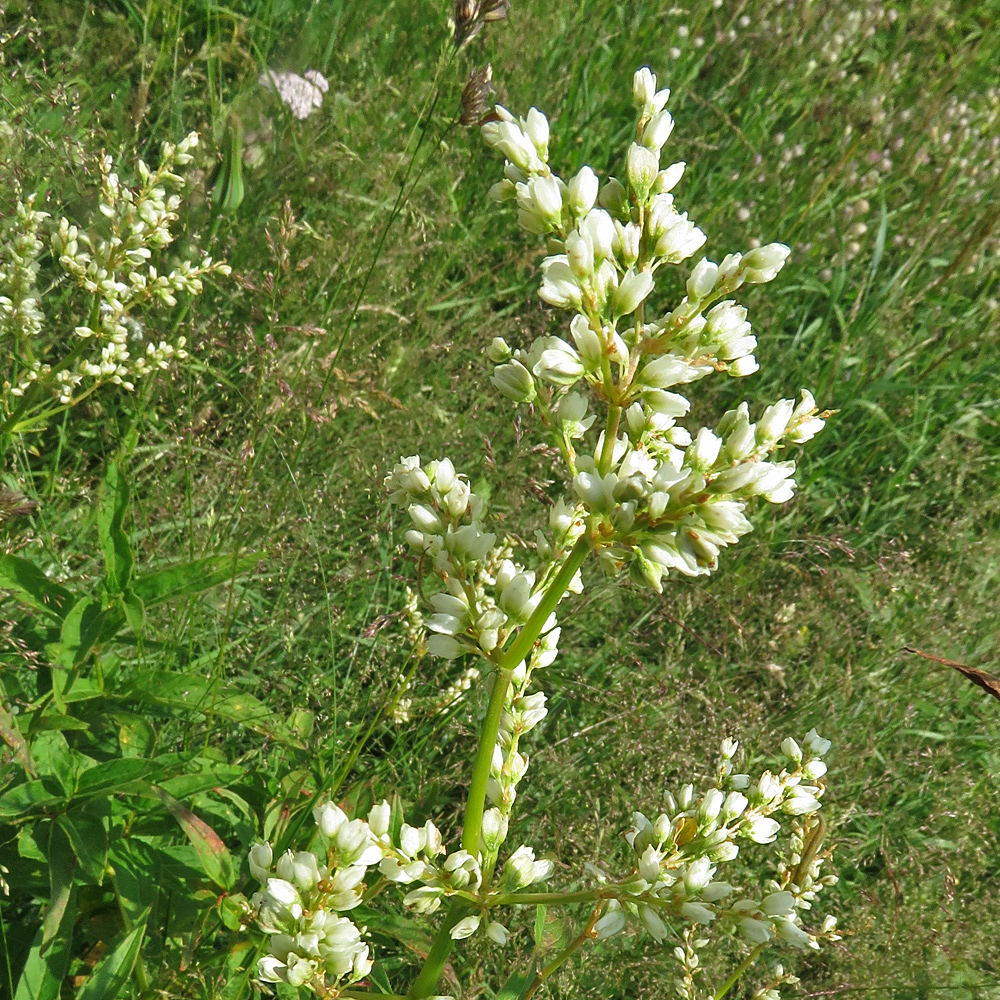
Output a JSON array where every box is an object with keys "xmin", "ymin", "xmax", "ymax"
[
  {"xmin": 491, "ymin": 359, "xmax": 536, "ymax": 403},
  {"xmin": 249, "ymin": 842, "xmax": 273, "ymax": 883},
  {"xmin": 315, "ymin": 802, "xmax": 348, "ymax": 839},
  {"xmin": 565, "ymin": 230, "xmax": 594, "ymax": 278},
  {"xmin": 687, "ymin": 258, "xmax": 718, "ymax": 300},
  {"xmin": 487, "ymin": 336, "xmax": 512, "ymax": 363},
  {"xmin": 722, "ymin": 791, "xmax": 748, "ymax": 820},
  {"xmin": 583, "ymin": 209, "xmax": 616, "ymax": 261},
  {"xmin": 633, "ymin": 67, "xmax": 657, "ymax": 108},
  {"xmin": 781, "ymin": 736, "xmax": 803, "ymax": 762},
  {"xmin": 481, "ymin": 808, "xmax": 509, "ymax": 851},
  {"xmin": 597, "ymin": 177, "xmax": 628, "ymax": 219},
  {"xmin": 641, "ymin": 110, "xmax": 674, "ymax": 151},
  {"xmin": 524, "ymin": 107, "xmax": 549, "ymax": 156},
  {"xmin": 612, "ymin": 269, "xmax": 654, "ymax": 318},
  {"xmin": 697, "ymin": 788, "xmax": 725, "ymax": 823},
  {"xmin": 626, "ymin": 143, "xmax": 658, "ymax": 202},
  {"xmin": 652, "ymin": 161, "xmax": 685, "ymax": 194},
  {"xmin": 741, "ymin": 242, "xmax": 791, "ymax": 283},
  {"xmin": 568, "ymin": 165, "xmax": 599, "ymax": 216},
  {"xmin": 368, "ymin": 800, "xmax": 391, "ymax": 838}
]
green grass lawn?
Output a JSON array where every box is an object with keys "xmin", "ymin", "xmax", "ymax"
[{"xmin": 3, "ymin": 0, "xmax": 1000, "ymax": 996}]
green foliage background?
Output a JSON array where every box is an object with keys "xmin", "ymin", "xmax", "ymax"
[{"xmin": 1, "ymin": 0, "xmax": 999, "ymax": 997}]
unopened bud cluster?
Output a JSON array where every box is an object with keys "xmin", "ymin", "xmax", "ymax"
[{"xmin": 1, "ymin": 133, "xmax": 230, "ymax": 412}]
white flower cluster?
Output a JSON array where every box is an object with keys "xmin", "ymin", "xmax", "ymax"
[
  {"xmin": 384, "ymin": 455, "xmax": 584, "ymax": 661},
  {"xmin": 590, "ymin": 731, "xmax": 838, "ymax": 969},
  {"xmin": 248, "ymin": 789, "xmax": 560, "ymax": 990},
  {"xmin": 248, "ymin": 801, "xmax": 381, "ymax": 990},
  {"xmin": 482, "ymin": 67, "xmax": 829, "ymax": 593},
  {"xmin": 2, "ymin": 133, "xmax": 230, "ymax": 409},
  {"xmin": 260, "ymin": 69, "xmax": 330, "ymax": 120},
  {"xmin": 0, "ymin": 195, "xmax": 46, "ymax": 346}
]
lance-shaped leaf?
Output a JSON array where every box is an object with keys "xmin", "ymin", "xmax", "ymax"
[
  {"xmin": 131, "ymin": 552, "xmax": 260, "ymax": 606},
  {"xmin": 14, "ymin": 886, "xmax": 78, "ymax": 1000},
  {"xmin": 153, "ymin": 786, "xmax": 236, "ymax": 889},
  {"xmin": 0, "ymin": 555, "xmax": 74, "ymax": 622},
  {"xmin": 74, "ymin": 911, "xmax": 148, "ymax": 1000},
  {"xmin": 98, "ymin": 461, "xmax": 134, "ymax": 596}
]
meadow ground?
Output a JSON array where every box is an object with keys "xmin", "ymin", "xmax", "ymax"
[{"xmin": 3, "ymin": 0, "xmax": 1000, "ymax": 997}]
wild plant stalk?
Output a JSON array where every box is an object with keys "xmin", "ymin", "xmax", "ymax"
[{"xmin": 241, "ymin": 64, "xmax": 841, "ymax": 1000}]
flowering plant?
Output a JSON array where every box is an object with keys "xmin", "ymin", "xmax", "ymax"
[
  {"xmin": 0, "ymin": 132, "xmax": 230, "ymax": 446},
  {"xmin": 244, "ymin": 66, "xmax": 838, "ymax": 1000}
]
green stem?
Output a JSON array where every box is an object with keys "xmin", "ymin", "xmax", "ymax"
[
  {"xmin": 407, "ymin": 900, "xmax": 468, "ymax": 998},
  {"xmin": 713, "ymin": 943, "xmax": 767, "ymax": 1000},
  {"xmin": 461, "ymin": 535, "xmax": 591, "ymax": 857},
  {"xmin": 598, "ymin": 404, "xmax": 621, "ymax": 475},
  {"xmin": 490, "ymin": 888, "xmax": 608, "ymax": 907},
  {"xmin": 408, "ymin": 539, "xmax": 592, "ymax": 999}
]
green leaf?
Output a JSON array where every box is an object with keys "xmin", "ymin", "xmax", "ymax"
[
  {"xmin": 56, "ymin": 597, "xmax": 104, "ymax": 670},
  {"xmin": 130, "ymin": 670, "xmax": 303, "ymax": 746},
  {"xmin": 368, "ymin": 962, "xmax": 393, "ymax": 995},
  {"xmin": 121, "ymin": 590, "xmax": 144, "ymax": 635},
  {"xmin": 41, "ymin": 824, "xmax": 76, "ymax": 952},
  {"xmin": 27, "ymin": 712, "xmax": 90, "ymax": 734},
  {"xmin": 153, "ymin": 786, "xmax": 236, "ymax": 889},
  {"xmin": 218, "ymin": 942, "xmax": 258, "ymax": 1000},
  {"xmin": 495, "ymin": 970, "xmax": 534, "ymax": 1000},
  {"xmin": 74, "ymin": 911, "xmax": 148, "ymax": 1000},
  {"xmin": 0, "ymin": 555, "xmax": 74, "ymax": 622},
  {"xmin": 98, "ymin": 461, "xmax": 133, "ymax": 595},
  {"xmin": 29, "ymin": 731, "xmax": 76, "ymax": 795},
  {"xmin": 14, "ymin": 887, "xmax": 77, "ymax": 1000},
  {"xmin": 0, "ymin": 778, "xmax": 65, "ymax": 819},
  {"xmin": 75, "ymin": 758, "xmax": 161, "ymax": 798},
  {"xmin": 533, "ymin": 904, "xmax": 547, "ymax": 948},
  {"xmin": 132, "ymin": 552, "xmax": 260, "ymax": 606},
  {"xmin": 389, "ymin": 792, "xmax": 404, "ymax": 845},
  {"xmin": 57, "ymin": 808, "xmax": 108, "ymax": 884},
  {"xmin": 1, "ymin": 699, "xmax": 39, "ymax": 777},
  {"xmin": 110, "ymin": 711, "xmax": 156, "ymax": 758}
]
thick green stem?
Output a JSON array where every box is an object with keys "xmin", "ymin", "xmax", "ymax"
[
  {"xmin": 461, "ymin": 535, "xmax": 591, "ymax": 857},
  {"xmin": 407, "ymin": 900, "xmax": 468, "ymax": 998},
  {"xmin": 408, "ymin": 538, "xmax": 591, "ymax": 999}
]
